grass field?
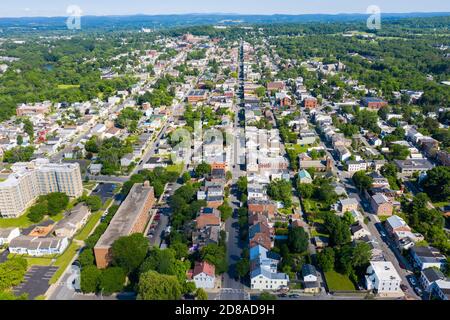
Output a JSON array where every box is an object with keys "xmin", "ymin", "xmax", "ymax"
[
  {"xmin": 324, "ymin": 271, "xmax": 356, "ymax": 291},
  {"xmin": 74, "ymin": 211, "xmax": 103, "ymax": 241},
  {"xmin": 0, "ymin": 214, "xmax": 33, "ymax": 228},
  {"xmin": 57, "ymin": 84, "xmax": 80, "ymax": 90}
]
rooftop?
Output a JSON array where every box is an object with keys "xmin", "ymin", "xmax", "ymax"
[{"xmin": 95, "ymin": 183, "xmax": 154, "ymax": 248}]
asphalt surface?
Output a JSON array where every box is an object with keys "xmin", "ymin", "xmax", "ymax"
[
  {"xmin": 14, "ymin": 266, "xmax": 59, "ymax": 299},
  {"xmin": 90, "ymin": 182, "xmax": 117, "ymax": 204}
]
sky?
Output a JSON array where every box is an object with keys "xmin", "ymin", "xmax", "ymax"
[{"xmin": 0, "ymin": 0, "xmax": 449, "ymax": 17}]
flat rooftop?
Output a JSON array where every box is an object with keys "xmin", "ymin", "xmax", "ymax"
[{"xmin": 95, "ymin": 183, "xmax": 154, "ymax": 248}]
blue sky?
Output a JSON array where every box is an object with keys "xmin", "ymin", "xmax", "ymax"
[{"xmin": 0, "ymin": 0, "xmax": 449, "ymax": 17}]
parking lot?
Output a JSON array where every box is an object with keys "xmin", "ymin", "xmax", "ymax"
[
  {"xmin": 13, "ymin": 266, "xmax": 59, "ymax": 299},
  {"xmin": 91, "ymin": 183, "xmax": 117, "ymax": 203}
]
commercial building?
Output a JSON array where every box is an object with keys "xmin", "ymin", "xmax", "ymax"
[
  {"xmin": 0, "ymin": 159, "xmax": 83, "ymax": 218},
  {"xmin": 94, "ymin": 182, "xmax": 155, "ymax": 269}
]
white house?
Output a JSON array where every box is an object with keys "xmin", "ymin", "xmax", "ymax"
[
  {"xmin": 9, "ymin": 236, "xmax": 69, "ymax": 256},
  {"xmin": 0, "ymin": 227, "xmax": 20, "ymax": 246},
  {"xmin": 191, "ymin": 261, "xmax": 216, "ymax": 289},
  {"xmin": 250, "ymin": 267, "xmax": 289, "ymax": 291},
  {"xmin": 54, "ymin": 204, "xmax": 91, "ymax": 238},
  {"xmin": 365, "ymin": 261, "xmax": 402, "ymax": 296}
]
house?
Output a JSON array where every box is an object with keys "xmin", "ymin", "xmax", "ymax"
[
  {"xmin": 351, "ymin": 223, "xmax": 371, "ymax": 240},
  {"xmin": 191, "ymin": 261, "xmax": 216, "ymax": 289},
  {"xmin": 410, "ymin": 246, "xmax": 447, "ymax": 271},
  {"xmin": 370, "ymin": 172, "xmax": 390, "ymax": 188},
  {"xmin": 385, "ymin": 215, "xmax": 410, "ymax": 236},
  {"xmin": 54, "ymin": 204, "xmax": 91, "ymax": 238},
  {"xmin": 434, "ymin": 279, "xmax": 450, "ymax": 300},
  {"xmin": 394, "ymin": 159, "xmax": 433, "ymax": 177},
  {"xmin": 420, "ymin": 268, "xmax": 446, "ymax": 292},
  {"xmin": 9, "ymin": 236, "xmax": 69, "ymax": 256},
  {"xmin": 335, "ymin": 146, "xmax": 351, "ymax": 162},
  {"xmin": 302, "ymin": 264, "xmax": 320, "ymax": 293},
  {"xmin": 370, "ymin": 194, "xmax": 393, "ymax": 216},
  {"xmin": 195, "ymin": 207, "xmax": 221, "ymax": 229},
  {"xmin": 248, "ymin": 199, "xmax": 277, "ymax": 220},
  {"xmin": 88, "ymin": 163, "xmax": 103, "ymax": 175},
  {"xmin": 298, "ymin": 169, "xmax": 313, "ymax": 184},
  {"xmin": 361, "ymin": 97, "xmax": 388, "ymax": 110},
  {"xmin": 313, "ymin": 236, "xmax": 329, "ymax": 249},
  {"xmin": 267, "ymin": 81, "xmax": 285, "ymax": 92},
  {"xmin": 192, "ymin": 225, "xmax": 220, "ymax": 249},
  {"xmin": 303, "ymin": 97, "xmax": 318, "ymax": 109},
  {"xmin": 0, "ymin": 227, "xmax": 20, "ymax": 246},
  {"xmin": 187, "ymin": 90, "xmax": 208, "ymax": 104},
  {"xmin": 347, "ymin": 160, "xmax": 368, "ymax": 174},
  {"xmin": 365, "ymin": 261, "xmax": 402, "ymax": 296},
  {"xmin": 339, "ymin": 198, "xmax": 359, "ymax": 214},
  {"xmin": 250, "ymin": 267, "xmax": 289, "ymax": 291},
  {"xmin": 120, "ymin": 153, "xmax": 135, "ymax": 167}
]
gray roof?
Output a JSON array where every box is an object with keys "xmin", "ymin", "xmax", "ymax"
[
  {"xmin": 302, "ymin": 264, "xmax": 317, "ymax": 278},
  {"xmin": 95, "ymin": 183, "xmax": 154, "ymax": 248},
  {"xmin": 422, "ymin": 268, "xmax": 445, "ymax": 283},
  {"xmin": 251, "ymin": 267, "xmax": 289, "ymax": 280}
]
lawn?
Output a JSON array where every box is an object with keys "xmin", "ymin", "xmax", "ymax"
[
  {"xmin": 324, "ymin": 270, "xmax": 356, "ymax": 291},
  {"xmin": 285, "ymin": 143, "xmax": 308, "ymax": 154},
  {"xmin": 74, "ymin": 211, "xmax": 103, "ymax": 241},
  {"xmin": 57, "ymin": 84, "xmax": 80, "ymax": 90},
  {"xmin": 0, "ymin": 214, "xmax": 33, "ymax": 228},
  {"xmin": 7, "ymin": 253, "xmax": 53, "ymax": 266},
  {"xmin": 167, "ymin": 162, "xmax": 184, "ymax": 174},
  {"xmin": 50, "ymin": 242, "xmax": 81, "ymax": 284}
]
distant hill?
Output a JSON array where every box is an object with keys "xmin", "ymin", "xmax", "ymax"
[{"xmin": 0, "ymin": 12, "xmax": 449, "ymax": 31}]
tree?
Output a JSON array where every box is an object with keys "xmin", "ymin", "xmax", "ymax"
[
  {"xmin": 16, "ymin": 135, "xmax": 23, "ymax": 146},
  {"xmin": 226, "ymin": 171, "xmax": 233, "ymax": 182},
  {"xmin": 287, "ymin": 227, "xmax": 309, "ymax": 253},
  {"xmin": 200, "ymin": 244, "xmax": 228, "ymax": 274},
  {"xmin": 420, "ymin": 166, "xmax": 450, "ymax": 202},
  {"xmin": 83, "ymin": 195, "xmax": 103, "ymax": 211},
  {"xmin": 170, "ymin": 242, "xmax": 189, "ymax": 260},
  {"xmin": 317, "ymin": 247, "xmax": 335, "ymax": 272},
  {"xmin": 195, "ymin": 288, "xmax": 208, "ymax": 300},
  {"xmin": 80, "ymin": 265, "xmax": 101, "ymax": 293},
  {"xmin": 22, "ymin": 118, "xmax": 34, "ymax": 139},
  {"xmin": 85, "ymin": 136, "xmax": 101, "ymax": 153},
  {"xmin": 46, "ymin": 193, "xmax": 69, "ymax": 216},
  {"xmin": 297, "ymin": 183, "xmax": 314, "ymax": 199},
  {"xmin": 195, "ymin": 162, "xmax": 211, "ymax": 178},
  {"xmin": 137, "ymin": 270, "xmax": 182, "ymax": 300},
  {"xmin": 181, "ymin": 172, "xmax": 191, "ymax": 183},
  {"xmin": 99, "ymin": 267, "xmax": 126, "ymax": 295},
  {"xmin": 255, "ymin": 86, "xmax": 266, "ymax": 98},
  {"xmin": 78, "ymin": 249, "xmax": 95, "ymax": 267},
  {"xmin": 352, "ymin": 242, "xmax": 371, "ymax": 268},
  {"xmin": 352, "ymin": 171, "xmax": 373, "ymax": 192},
  {"xmin": 111, "ymin": 234, "xmax": 149, "ymax": 274},
  {"xmin": 140, "ymin": 248, "xmax": 189, "ymax": 285},
  {"xmin": 218, "ymin": 201, "xmax": 233, "ymax": 221},
  {"xmin": 27, "ymin": 203, "xmax": 47, "ymax": 223},
  {"xmin": 343, "ymin": 211, "xmax": 355, "ymax": 226},
  {"xmin": 2, "ymin": 146, "xmax": 35, "ymax": 163},
  {"xmin": 390, "ymin": 144, "xmax": 410, "ymax": 160},
  {"xmin": 267, "ymin": 179, "xmax": 293, "ymax": 207},
  {"xmin": 236, "ymin": 258, "xmax": 250, "ymax": 278},
  {"xmin": 0, "ymin": 258, "xmax": 28, "ymax": 291},
  {"xmin": 323, "ymin": 213, "xmax": 351, "ymax": 247}
]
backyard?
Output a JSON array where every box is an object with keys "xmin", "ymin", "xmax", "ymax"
[{"xmin": 324, "ymin": 270, "xmax": 356, "ymax": 291}]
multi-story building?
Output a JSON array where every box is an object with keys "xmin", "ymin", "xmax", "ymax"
[
  {"xmin": 0, "ymin": 159, "xmax": 83, "ymax": 218},
  {"xmin": 365, "ymin": 261, "xmax": 402, "ymax": 296},
  {"xmin": 94, "ymin": 182, "xmax": 155, "ymax": 269}
]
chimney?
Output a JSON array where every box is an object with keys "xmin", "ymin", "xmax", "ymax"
[{"xmin": 143, "ymin": 180, "xmax": 150, "ymax": 187}]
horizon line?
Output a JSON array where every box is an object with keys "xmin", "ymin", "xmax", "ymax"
[{"xmin": 0, "ymin": 11, "xmax": 450, "ymax": 19}]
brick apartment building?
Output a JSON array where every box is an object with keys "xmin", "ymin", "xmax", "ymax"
[{"xmin": 94, "ymin": 182, "xmax": 155, "ymax": 268}]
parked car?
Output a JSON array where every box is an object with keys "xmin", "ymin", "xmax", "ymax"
[
  {"xmin": 414, "ymin": 287, "xmax": 422, "ymax": 296},
  {"xmin": 408, "ymin": 276, "xmax": 417, "ymax": 286}
]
